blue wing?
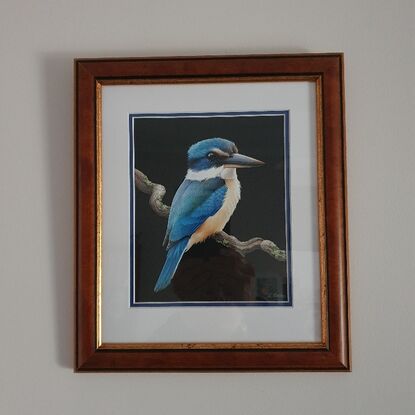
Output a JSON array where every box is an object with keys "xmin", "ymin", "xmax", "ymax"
[
  {"xmin": 155, "ymin": 177, "xmax": 226, "ymax": 292},
  {"xmin": 154, "ymin": 238, "xmax": 189, "ymax": 292},
  {"xmin": 164, "ymin": 177, "xmax": 227, "ymax": 247}
]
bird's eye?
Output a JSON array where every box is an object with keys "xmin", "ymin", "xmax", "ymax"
[{"xmin": 207, "ymin": 152, "xmax": 215, "ymax": 160}]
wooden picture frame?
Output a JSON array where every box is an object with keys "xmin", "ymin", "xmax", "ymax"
[{"xmin": 75, "ymin": 53, "xmax": 350, "ymax": 371}]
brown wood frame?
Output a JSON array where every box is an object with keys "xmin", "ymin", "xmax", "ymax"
[{"xmin": 75, "ymin": 53, "xmax": 350, "ymax": 371}]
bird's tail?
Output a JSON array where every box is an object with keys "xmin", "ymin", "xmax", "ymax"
[{"xmin": 154, "ymin": 238, "xmax": 189, "ymax": 292}]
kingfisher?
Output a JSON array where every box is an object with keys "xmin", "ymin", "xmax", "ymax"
[{"xmin": 154, "ymin": 137, "xmax": 264, "ymax": 292}]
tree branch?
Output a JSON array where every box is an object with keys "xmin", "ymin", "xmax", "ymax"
[{"xmin": 134, "ymin": 169, "xmax": 286, "ymax": 262}]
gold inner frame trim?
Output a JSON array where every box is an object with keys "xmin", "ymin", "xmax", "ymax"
[
  {"xmin": 99, "ymin": 342, "xmax": 327, "ymax": 350},
  {"xmin": 95, "ymin": 75, "xmax": 327, "ymax": 351},
  {"xmin": 96, "ymin": 82, "xmax": 103, "ymax": 348}
]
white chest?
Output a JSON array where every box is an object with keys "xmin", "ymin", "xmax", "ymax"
[
  {"xmin": 189, "ymin": 176, "xmax": 241, "ymax": 247},
  {"xmin": 221, "ymin": 178, "xmax": 241, "ymax": 220}
]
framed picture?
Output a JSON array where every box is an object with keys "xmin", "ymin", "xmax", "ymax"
[{"xmin": 75, "ymin": 53, "xmax": 350, "ymax": 371}]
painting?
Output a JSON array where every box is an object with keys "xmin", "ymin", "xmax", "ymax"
[
  {"xmin": 131, "ymin": 111, "xmax": 291, "ymax": 306},
  {"xmin": 75, "ymin": 54, "xmax": 350, "ymax": 371}
]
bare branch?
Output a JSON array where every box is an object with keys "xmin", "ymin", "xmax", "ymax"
[
  {"xmin": 135, "ymin": 169, "xmax": 170, "ymax": 218},
  {"xmin": 134, "ymin": 169, "xmax": 286, "ymax": 262}
]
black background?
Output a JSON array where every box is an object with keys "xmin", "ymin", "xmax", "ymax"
[{"xmin": 133, "ymin": 114, "xmax": 289, "ymax": 303}]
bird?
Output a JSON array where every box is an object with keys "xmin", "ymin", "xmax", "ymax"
[{"xmin": 154, "ymin": 137, "xmax": 264, "ymax": 292}]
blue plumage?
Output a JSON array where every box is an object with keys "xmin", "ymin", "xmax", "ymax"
[
  {"xmin": 154, "ymin": 238, "xmax": 189, "ymax": 292},
  {"xmin": 188, "ymin": 138, "xmax": 238, "ymax": 171},
  {"xmin": 166, "ymin": 178, "xmax": 226, "ymax": 245},
  {"xmin": 153, "ymin": 137, "xmax": 264, "ymax": 292},
  {"xmin": 154, "ymin": 178, "xmax": 226, "ymax": 292}
]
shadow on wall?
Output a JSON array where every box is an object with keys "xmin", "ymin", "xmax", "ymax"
[
  {"xmin": 41, "ymin": 47, "xmax": 309, "ymax": 369},
  {"xmin": 42, "ymin": 53, "xmax": 75, "ymax": 369}
]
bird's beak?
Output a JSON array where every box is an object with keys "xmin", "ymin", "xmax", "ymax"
[{"xmin": 223, "ymin": 153, "xmax": 265, "ymax": 168}]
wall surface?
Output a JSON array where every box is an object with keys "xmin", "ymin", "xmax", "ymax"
[{"xmin": 1, "ymin": 1, "xmax": 414, "ymax": 414}]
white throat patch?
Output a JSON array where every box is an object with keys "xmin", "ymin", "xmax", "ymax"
[
  {"xmin": 220, "ymin": 167, "xmax": 237, "ymax": 179},
  {"xmin": 185, "ymin": 166, "xmax": 238, "ymax": 181}
]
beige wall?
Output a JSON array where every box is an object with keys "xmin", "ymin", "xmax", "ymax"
[{"xmin": 1, "ymin": 1, "xmax": 414, "ymax": 414}]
